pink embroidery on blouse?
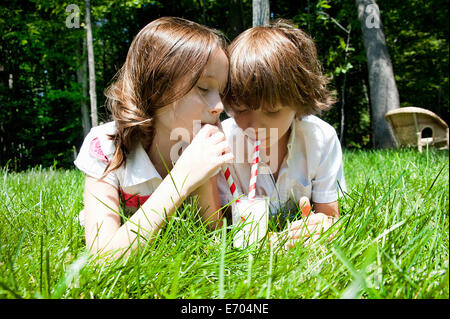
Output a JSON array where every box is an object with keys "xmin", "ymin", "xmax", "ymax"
[
  {"xmin": 119, "ymin": 188, "xmax": 151, "ymax": 208},
  {"xmin": 89, "ymin": 137, "xmax": 109, "ymax": 163}
]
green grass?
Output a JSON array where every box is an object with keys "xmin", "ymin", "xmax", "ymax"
[{"xmin": 0, "ymin": 148, "xmax": 448, "ymax": 299}]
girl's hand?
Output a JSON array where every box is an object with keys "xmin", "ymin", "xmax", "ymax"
[{"xmin": 173, "ymin": 124, "xmax": 234, "ymax": 193}]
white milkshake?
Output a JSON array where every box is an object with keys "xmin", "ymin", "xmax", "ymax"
[{"xmin": 231, "ymin": 196, "xmax": 269, "ymax": 248}]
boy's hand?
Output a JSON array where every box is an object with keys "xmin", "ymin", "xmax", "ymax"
[
  {"xmin": 284, "ymin": 212, "xmax": 336, "ymax": 249},
  {"xmin": 299, "ymin": 196, "xmax": 312, "ymax": 217},
  {"xmin": 281, "ymin": 197, "xmax": 337, "ymax": 249}
]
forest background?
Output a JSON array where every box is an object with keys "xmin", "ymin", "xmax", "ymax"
[{"xmin": 0, "ymin": 0, "xmax": 448, "ymax": 170}]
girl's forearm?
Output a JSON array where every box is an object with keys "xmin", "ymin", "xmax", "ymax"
[{"xmin": 101, "ymin": 166, "xmax": 193, "ymax": 257}]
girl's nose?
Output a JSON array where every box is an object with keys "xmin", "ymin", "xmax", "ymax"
[{"xmin": 208, "ymin": 96, "xmax": 224, "ymax": 116}]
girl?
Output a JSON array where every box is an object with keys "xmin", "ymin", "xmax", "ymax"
[
  {"xmin": 74, "ymin": 17, "xmax": 233, "ymax": 259},
  {"xmin": 217, "ymin": 20, "xmax": 346, "ymax": 248}
]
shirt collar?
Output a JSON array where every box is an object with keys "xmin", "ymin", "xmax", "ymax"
[
  {"xmin": 121, "ymin": 142, "xmax": 162, "ymax": 187},
  {"xmin": 285, "ymin": 118, "xmax": 297, "ymax": 167}
]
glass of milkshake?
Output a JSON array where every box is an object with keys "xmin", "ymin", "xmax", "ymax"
[{"xmin": 231, "ymin": 196, "xmax": 269, "ymax": 248}]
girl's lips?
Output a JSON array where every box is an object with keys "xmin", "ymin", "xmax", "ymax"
[{"xmin": 201, "ymin": 120, "xmax": 219, "ymax": 126}]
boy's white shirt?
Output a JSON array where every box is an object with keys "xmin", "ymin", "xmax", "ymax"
[
  {"xmin": 217, "ymin": 115, "xmax": 347, "ymax": 214},
  {"xmin": 74, "ymin": 121, "xmax": 163, "ymax": 219}
]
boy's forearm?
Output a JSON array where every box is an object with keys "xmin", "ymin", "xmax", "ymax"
[{"xmin": 313, "ymin": 201, "xmax": 339, "ymax": 218}]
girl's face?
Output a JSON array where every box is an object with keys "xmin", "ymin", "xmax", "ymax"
[
  {"xmin": 155, "ymin": 48, "xmax": 229, "ymax": 139},
  {"xmin": 232, "ymin": 106, "xmax": 296, "ymax": 148}
]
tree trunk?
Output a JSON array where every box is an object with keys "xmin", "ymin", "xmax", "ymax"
[
  {"xmin": 76, "ymin": 38, "xmax": 91, "ymax": 137},
  {"xmin": 252, "ymin": 0, "xmax": 270, "ymax": 27},
  {"xmin": 356, "ymin": 0, "xmax": 399, "ymax": 148},
  {"xmin": 340, "ymin": 26, "xmax": 352, "ymax": 145},
  {"xmin": 85, "ymin": 0, "xmax": 97, "ymax": 127}
]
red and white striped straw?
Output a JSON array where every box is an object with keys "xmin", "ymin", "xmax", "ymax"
[
  {"xmin": 223, "ymin": 166, "xmax": 240, "ymax": 203},
  {"xmin": 248, "ymin": 140, "xmax": 260, "ymax": 202}
]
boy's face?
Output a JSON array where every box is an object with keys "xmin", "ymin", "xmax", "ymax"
[{"xmin": 232, "ymin": 106, "xmax": 296, "ymax": 148}]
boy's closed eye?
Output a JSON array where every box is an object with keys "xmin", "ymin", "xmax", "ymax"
[
  {"xmin": 232, "ymin": 106, "xmax": 248, "ymax": 114},
  {"xmin": 232, "ymin": 107, "xmax": 282, "ymax": 116},
  {"xmin": 265, "ymin": 109, "xmax": 281, "ymax": 115}
]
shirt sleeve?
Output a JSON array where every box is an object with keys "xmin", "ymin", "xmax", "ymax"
[
  {"xmin": 74, "ymin": 129, "xmax": 119, "ymax": 188},
  {"xmin": 311, "ymin": 129, "xmax": 347, "ymax": 203}
]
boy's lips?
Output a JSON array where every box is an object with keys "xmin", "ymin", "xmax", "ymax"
[
  {"xmin": 243, "ymin": 130, "xmax": 257, "ymax": 141},
  {"xmin": 242, "ymin": 129, "xmax": 273, "ymax": 145},
  {"xmin": 242, "ymin": 128, "xmax": 260, "ymax": 141}
]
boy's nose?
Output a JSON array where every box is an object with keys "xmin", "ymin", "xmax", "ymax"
[{"xmin": 247, "ymin": 116, "xmax": 263, "ymax": 131}]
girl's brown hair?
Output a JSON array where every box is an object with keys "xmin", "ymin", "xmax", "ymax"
[
  {"xmin": 224, "ymin": 19, "xmax": 335, "ymax": 117},
  {"xmin": 103, "ymin": 17, "xmax": 227, "ymax": 176}
]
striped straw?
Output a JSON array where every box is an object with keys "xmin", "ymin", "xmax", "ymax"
[
  {"xmin": 248, "ymin": 140, "xmax": 260, "ymax": 202},
  {"xmin": 223, "ymin": 166, "xmax": 240, "ymax": 203}
]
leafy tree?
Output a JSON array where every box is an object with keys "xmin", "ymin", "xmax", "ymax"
[{"xmin": 0, "ymin": 0, "xmax": 448, "ymax": 169}]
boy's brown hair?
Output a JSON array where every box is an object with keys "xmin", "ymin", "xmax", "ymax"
[{"xmin": 225, "ymin": 19, "xmax": 335, "ymax": 117}]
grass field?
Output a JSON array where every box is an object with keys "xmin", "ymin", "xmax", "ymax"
[{"xmin": 0, "ymin": 148, "xmax": 448, "ymax": 299}]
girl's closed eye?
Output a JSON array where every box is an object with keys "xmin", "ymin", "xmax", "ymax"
[{"xmin": 197, "ymin": 85, "xmax": 209, "ymax": 94}]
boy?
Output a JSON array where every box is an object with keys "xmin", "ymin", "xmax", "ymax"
[{"xmin": 218, "ymin": 20, "xmax": 346, "ymax": 248}]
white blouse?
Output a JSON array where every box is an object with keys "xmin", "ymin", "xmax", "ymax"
[{"xmin": 74, "ymin": 121, "xmax": 163, "ymax": 220}]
